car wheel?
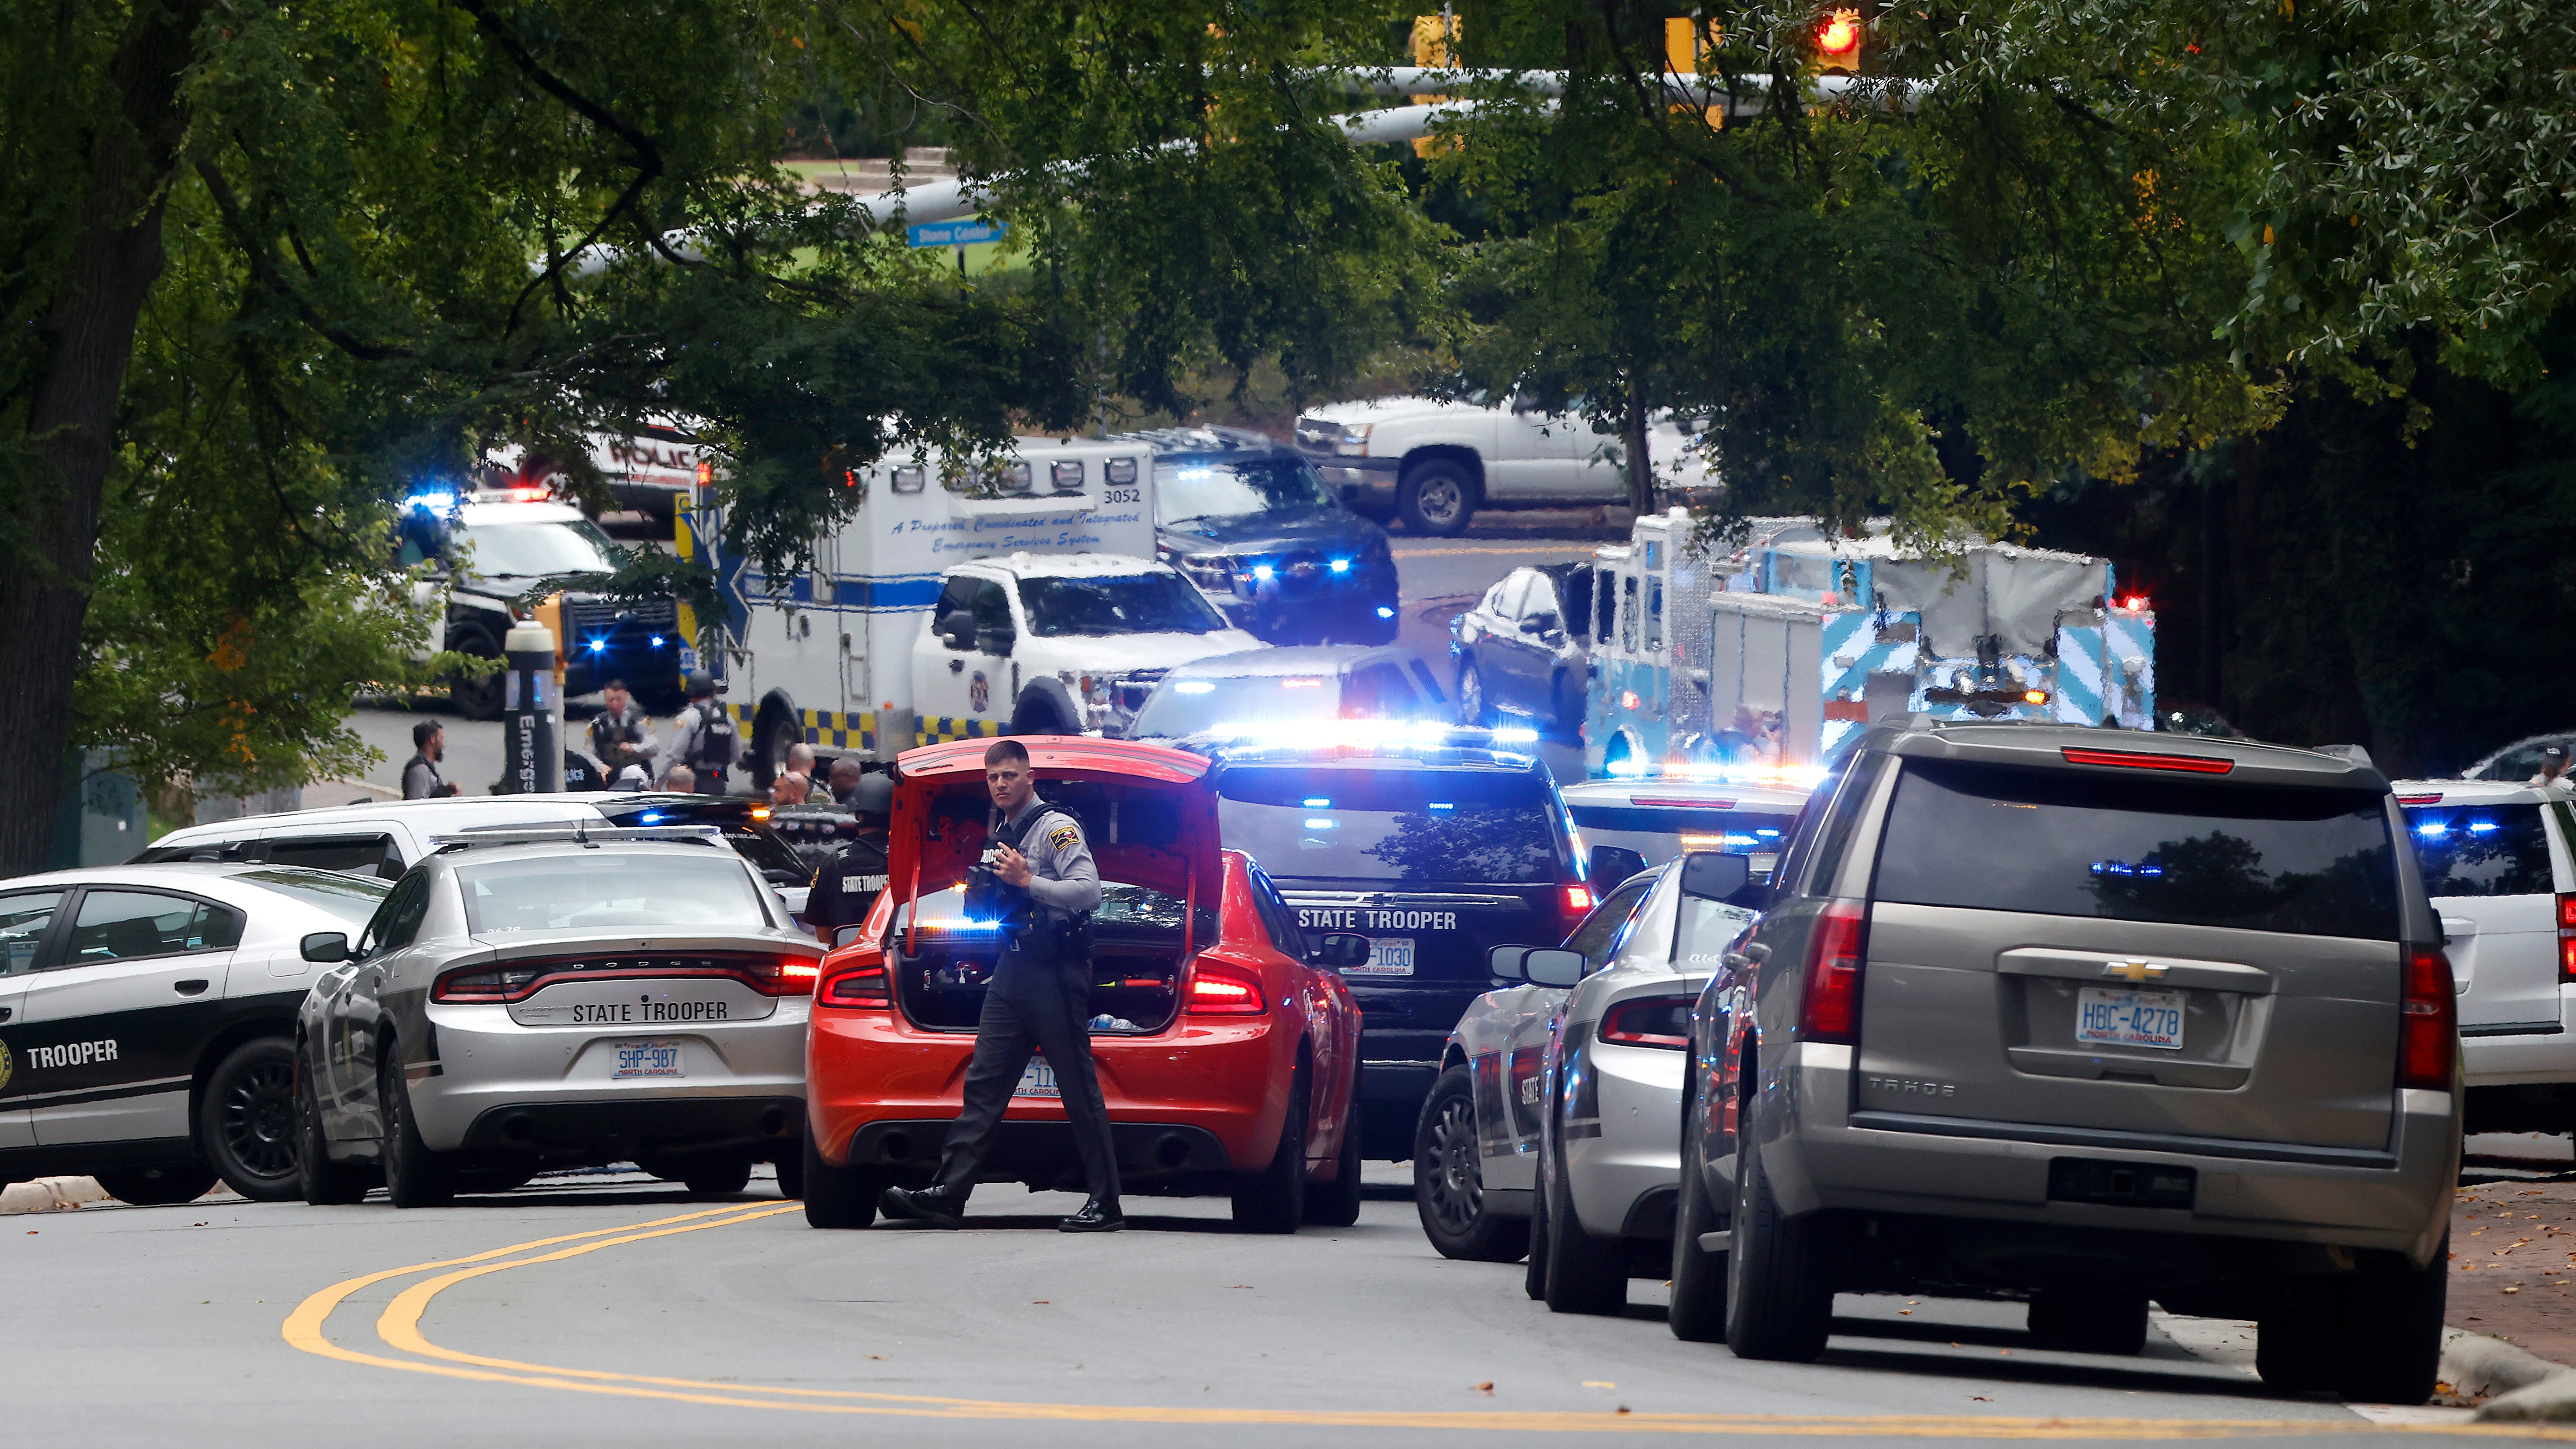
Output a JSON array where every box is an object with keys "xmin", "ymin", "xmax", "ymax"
[
  {"xmin": 1306, "ymin": 1087, "xmax": 1365, "ymax": 1229},
  {"xmin": 683, "ymin": 1158, "xmax": 754, "ymax": 1199},
  {"xmin": 298, "ymin": 1063, "xmax": 374, "ymax": 1205},
  {"xmin": 772, "ymin": 1146, "xmax": 806, "ymax": 1200},
  {"xmin": 751, "ymin": 703, "xmax": 799, "ymax": 792},
  {"xmin": 379, "ymin": 1047, "xmax": 457, "ymax": 1208},
  {"xmin": 2026, "ymin": 1290, "xmax": 2147, "ymax": 1356},
  {"xmin": 801, "ymin": 1125, "xmax": 883, "ymax": 1229},
  {"xmin": 1668, "ymin": 1084, "xmax": 1728, "ymax": 1343},
  {"xmin": 1722, "ymin": 1123, "xmax": 1835, "ymax": 1361},
  {"xmin": 92, "ymin": 1167, "xmax": 220, "ymax": 1206},
  {"xmin": 1523, "ymin": 1177, "xmax": 1551, "ymax": 1301},
  {"xmin": 1458, "ymin": 661, "xmax": 1492, "ymax": 727},
  {"xmin": 1412, "ymin": 1065, "xmax": 1527, "ymax": 1261},
  {"xmin": 199, "ymin": 1037, "xmax": 303, "ymax": 1201},
  {"xmin": 446, "ymin": 627, "xmax": 506, "ymax": 721},
  {"xmin": 2320, "ymin": 1243, "xmax": 2447, "ymax": 1403},
  {"xmin": 1398, "ymin": 461, "xmax": 1477, "ymax": 537},
  {"xmin": 1542, "ymin": 1122, "xmax": 1628, "ymax": 1315},
  {"xmin": 1231, "ymin": 1062, "xmax": 1309, "ymax": 1234}
]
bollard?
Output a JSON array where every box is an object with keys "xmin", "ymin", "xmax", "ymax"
[{"xmin": 503, "ymin": 621, "xmax": 563, "ymax": 794}]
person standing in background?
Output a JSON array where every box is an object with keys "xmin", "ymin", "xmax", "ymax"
[{"xmin": 403, "ymin": 720, "xmax": 460, "ymax": 798}]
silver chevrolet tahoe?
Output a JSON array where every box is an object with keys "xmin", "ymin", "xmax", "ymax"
[{"xmin": 1669, "ymin": 720, "xmax": 2461, "ymax": 1404}]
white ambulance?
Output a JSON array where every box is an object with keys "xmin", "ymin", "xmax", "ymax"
[{"xmin": 686, "ymin": 436, "xmax": 1264, "ymax": 781}]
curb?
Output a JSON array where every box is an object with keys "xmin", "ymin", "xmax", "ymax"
[
  {"xmin": 2446, "ymin": 1327, "xmax": 2576, "ymax": 1421},
  {"xmin": 0, "ymin": 1177, "xmax": 108, "ymax": 1214}
]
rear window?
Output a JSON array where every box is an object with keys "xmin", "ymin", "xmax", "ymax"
[
  {"xmin": 1873, "ymin": 759, "xmax": 2401, "ymax": 940},
  {"xmin": 1569, "ymin": 804, "xmax": 1799, "ymax": 876},
  {"xmin": 2404, "ymin": 804, "xmax": 2556, "ymax": 897},
  {"xmin": 1217, "ymin": 767, "xmax": 1568, "ymax": 883},
  {"xmin": 457, "ymin": 853, "xmax": 770, "ymax": 934}
]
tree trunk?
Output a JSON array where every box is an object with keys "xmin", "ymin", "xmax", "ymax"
[
  {"xmin": 1623, "ymin": 371, "xmax": 1653, "ymax": 519},
  {"xmin": 0, "ymin": 0, "xmax": 205, "ymax": 878}
]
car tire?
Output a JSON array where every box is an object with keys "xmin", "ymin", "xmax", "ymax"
[
  {"xmin": 751, "ymin": 703, "xmax": 799, "ymax": 792},
  {"xmin": 1723, "ymin": 1125, "xmax": 1835, "ymax": 1362},
  {"xmin": 2026, "ymin": 1290, "xmax": 2147, "ymax": 1356},
  {"xmin": 379, "ymin": 1048, "xmax": 457, "ymax": 1209},
  {"xmin": 199, "ymin": 1036, "xmax": 304, "ymax": 1202},
  {"xmin": 801, "ymin": 1126, "xmax": 881, "ymax": 1229},
  {"xmin": 773, "ymin": 1146, "xmax": 806, "ymax": 1200},
  {"xmin": 1398, "ymin": 461, "xmax": 1477, "ymax": 537},
  {"xmin": 1412, "ymin": 1065, "xmax": 1527, "ymax": 1261},
  {"xmin": 1541, "ymin": 1126, "xmax": 1629, "ymax": 1315},
  {"xmin": 1458, "ymin": 661, "xmax": 1492, "ymax": 727},
  {"xmin": 2326, "ymin": 1243, "xmax": 2447, "ymax": 1403},
  {"xmin": 1306, "ymin": 1093, "xmax": 1365, "ymax": 1228},
  {"xmin": 1231, "ymin": 1064, "xmax": 1309, "ymax": 1234},
  {"xmin": 298, "ymin": 1064, "xmax": 374, "ymax": 1205},
  {"xmin": 682, "ymin": 1159, "xmax": 754, "ymax": 1198},
  {"xmin": 1668, "ymin": 1087, "xmax": 1728, "ymax": 1344},
  {"xmin": 446, "ymin": 627, "xmax": 506, "ymax": 721},
  {"xmin": 93, "ymin": 1167, "xmax": 220, "ymax": 1206}
]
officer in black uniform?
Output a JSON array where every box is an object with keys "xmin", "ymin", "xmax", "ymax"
[
  {"xmin": 801, "ymin": 771, "xmax": 892, "ymax": 944},
  {"xmin": 881, "ymin": 739, "xmax": 1122, "ymax": 1232}
]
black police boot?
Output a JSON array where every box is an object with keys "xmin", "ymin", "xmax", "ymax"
[
  {"xmin": 1058, "ymin": 1196, "xmax": 1124, "ymax": 1233},
  {"xmin": 879, "ymin": 1185, "xmax": 966, "ymax": 1228}
]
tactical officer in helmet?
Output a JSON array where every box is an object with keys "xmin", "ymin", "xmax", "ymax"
[{"xmin": 802, "ymin": 770, "xmax": 893, "ymax": 944}]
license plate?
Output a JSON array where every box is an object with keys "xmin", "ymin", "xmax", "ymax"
[
  {"xmin": 1014, "ymin": 1056, "xmax": 1060, "ymax": 1099},
  {"xmin": 1341, "ymin": 936, "xmax": 1414, "ymax": 977},
  {"xmin": 2076, "ymin": 988, "xmax": 2186, "ymax": 1051},
  {"xmin": 612, "ymin": 1040, "xmax": 685, "ymax": 1078}
]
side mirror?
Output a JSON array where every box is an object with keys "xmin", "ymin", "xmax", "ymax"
[
  {"xmin": 1312, "ymin": 932, "xmax": 1372, "ymax": 969},
  {"xmin": 1519, "ymin": 614, "xmax": 1551, "ymax": 634},
  {"xmin": 978, "ymin": 625, "xmax": 1016, "ymax": 658},
  {"xmin": 1488, "ymin": 944, "xmax": 1536, "ymax": 982},
  {"xmin": 937, "ymin": 610, "xmax": 976, "ymax": 650},
  {"xmin": 1524, "ymin": 948, "xmax": 1585, "ymax": 988},
  {"xmin": 300, "ymin": 931, "xmax": 352, "ymax": 964},
  {"xmin": 1588, "ymin": 844, "xmax": 1648, "ymax": 886},
  {"xmin": 1679, "ymin": 851, "xmax": 1752, "ymax": 903}
]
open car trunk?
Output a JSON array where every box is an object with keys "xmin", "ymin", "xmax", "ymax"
[{"xmin": 882, "ymin": 741, "xmax": 1226, "ymax": 1038}]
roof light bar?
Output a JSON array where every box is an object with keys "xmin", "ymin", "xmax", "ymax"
[{"xmin": 2058, "ymin": 747, "xmax": 2234, "ymax": 775}]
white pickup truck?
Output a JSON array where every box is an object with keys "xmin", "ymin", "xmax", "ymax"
[{"xmin": 1293, "ymin": 395, "xmax": 1714, "ymax": 536}]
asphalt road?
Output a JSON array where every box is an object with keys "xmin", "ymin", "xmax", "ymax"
[
  {"xmin": 339, "ymin": 520, "xmax": 1611, "ymax": 798},
  {"xmin": 9, "ymin": 1162, "xmax": 2479, "ymax": 1446}
]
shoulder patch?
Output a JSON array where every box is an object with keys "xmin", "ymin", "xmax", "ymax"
[{"xmin": 1046, "ymin": 823, "xmax": 1081, "ymax": 851}]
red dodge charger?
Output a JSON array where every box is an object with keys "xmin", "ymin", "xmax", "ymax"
[{"xmin": 801, "ymin": 738, "xmax": 1367, "ymax": 1232}]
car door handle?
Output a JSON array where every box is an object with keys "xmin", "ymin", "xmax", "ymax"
[
  {"xmin": 0, "ymin": 1007, "xmax": 11, "ymax": 1022},
  {"xmin": 174, "ymin": 979, "xmax": 210, "ymax": 996}
]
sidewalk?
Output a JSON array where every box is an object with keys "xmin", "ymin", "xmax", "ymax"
[{"xmin": 2455, "ymin": 1133, "xmax": 2576, "ymax": 1366}]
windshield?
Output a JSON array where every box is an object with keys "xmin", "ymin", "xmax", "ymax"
[
  {"xmin": 457, "ymin": 853, "xmax": 771, "ymax": 933},
  {"xmin": 453, "ymin": 518, "xmax": 620, "ymax": 580},
  {"xmin": 1569, "ymin": 803, "xmax": 1801, "ymax": 878},
  {"xmin": 1216, "ymin": 768, "xmax": 1567, "ymax": 883},
  {"xmin": 2404, "ymin": 803, "xmax": 2556, "ymax": 897},
  {"xmin": 1018, "ymin": 573, "xmax": 1226, "ymax": 637},
  {"xmin": 1873, "ymin": 760, "xmax": 2400, "ymax": 940},
  {"xmin": 1132, "ymin": 675, "xmax": 1348, "ymax": 738},
  {"xmin": 1156, "ymin": 456, "xmax": 1339, "ymax": 525},
  {"xmin": 231, "ymin": 869, "xmax": 391, "ymax": 927}
]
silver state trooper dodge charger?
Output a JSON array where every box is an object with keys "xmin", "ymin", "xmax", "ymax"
[{"xmin": 294, "ymin": 828, "xmax": 823, "ymax": 1206}]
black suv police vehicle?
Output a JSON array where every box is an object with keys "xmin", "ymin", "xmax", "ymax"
[
  {"xmin": 1193, "ymin": 727, "xmax": 1591, "ymax": 1158},
  {"xmin": 1122, "ymin": 427, "xmax": 1400, "ymax": 646}
]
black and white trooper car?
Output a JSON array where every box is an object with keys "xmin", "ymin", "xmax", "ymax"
[
  {"xmin": 294, "ymin": 828, "xmax": 822, "ymax": 1206},
  {"xmin": 0, "ymin": 864, "xmax": 392, "ymax": 1204}
]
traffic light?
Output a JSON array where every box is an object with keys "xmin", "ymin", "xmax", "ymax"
[{"xmin": 1813, "ymin": 7, "xmax": 1864, "ymax": 72}]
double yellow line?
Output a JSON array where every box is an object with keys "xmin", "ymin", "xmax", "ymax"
[{"xmin": 282, "ymin": 1206, "xmax": 2572, "ymax": 1438}]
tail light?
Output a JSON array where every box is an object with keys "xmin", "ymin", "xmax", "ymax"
[
  {"xmin": 1799, "ymin": 901, "xmax": 1868, "ymax": 1043},
  {"xmin": 434, "ymin": 965, "xmax": 543, "ymax": 1002},
  {"xmin": 1562, "ymin": 883, "xmax": 1595, "ymax": 915},
  {"xmin": 1599, "ymin": 996, "xmax": 1694, "ymax": 1048},
  {"xmin": 818, "ymin": 959, "xmax": 889, "ymax": 1009},
  {"xmin": 1186, "ymin": 960, "xmax": 1266, "ymax": 1015},
  {"xmin": 2559, "ymin": 895, "xmax": 2576, "ymax": 984},
  {"xmin": 2399, "ymin": 942, "xmax": 2458, "ymax": 1091},
  {"xmin": 747, "ymin": 957, "xmax": 820, "ymax": 996},
  {"xmin": 2059, "ymin": 746, "xmax": 2233, "ymax": 774}
]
